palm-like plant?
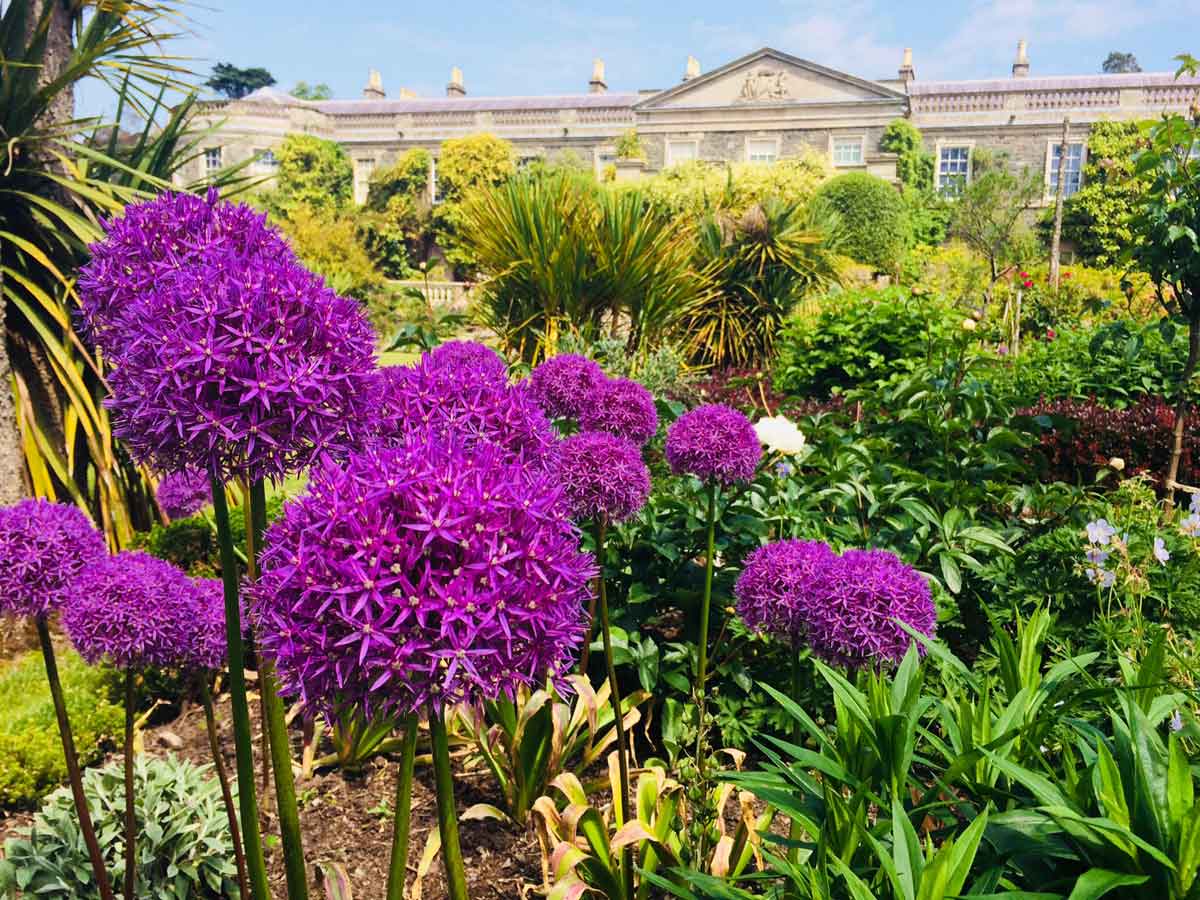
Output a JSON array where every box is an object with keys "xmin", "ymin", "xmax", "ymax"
[
  {"xmin": 680, "ymin": 197, "xmax": 844, "ymax": 368},
  {"xmin": 1, "ymin": 1, "xmax": 251, "ymax": 543}
]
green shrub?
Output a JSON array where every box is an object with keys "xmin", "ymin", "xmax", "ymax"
[
  {"xmin": 265, "ymin": 133, "xmax": 353, "ymax": 215},
  {"xmin": 814, "ymin": 171, "xmax": 909, "ymax": 271},
  {"xmin": 433, "ymin": 133, "xmax": 517, "ymax": 275},
  {"xmin": 0, "ymin": 649, "xmax": 122, "ymax": 808},
  {"xmin": 984, "ymin": 319, "xmax": 1194, "ymax": 407},
  {"xmin": 0, "ymin": 755, "xmax": 240, "ymax": 898},
  {"xmin": 274, "ymin": 205, "xmax": 383, "ymax": 302},
  {"xmin": 774, "ymin": 286, "xmax": 960, "ymax": 397},
  {"xmin": 638, "ymin": 151, "xmax": 830, "ymax": 218},
  {"xmin": 129, "ymin": 515, "xmax": 215, "ymax": 577},
  {"xmin": 879, "ymin": 118, "xmax": 933, "ymax": 191}
]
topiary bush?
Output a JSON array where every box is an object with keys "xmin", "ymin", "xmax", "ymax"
[
  {"xmin": 774, "ymin": 287, "xmax": 961, "ymax": 398},
  {"xmin": 0, "ymin": 649, "xmax": 122, "ymax": 808},
  {"xmin": 814, "ymin": 171, "xmax": 910, "ymax": 271},
  {"xmin": 0, "ymin": 755, "xmax": 240, "ymax": 899}
]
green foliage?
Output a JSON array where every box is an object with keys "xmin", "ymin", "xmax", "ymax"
[
  {"xmin": 615, "ymin": 129, "xmax": 646, "ymax": 161},
  {"xmin": 557, "ymin": 334, "xmax": 695, "ymax": 401},
  {"xmin": 682, "ymin": 199, "xmax": 844, "ymax": 367},
  {"xmin": 1049, "ymin": 120, "xmax": 1146, "ymax": 265},
  {"xmin": 274, "ymin": 205, "xmax": 383, "ymax": 302},
  {"xmin": 774, "ymin": 287, "xmax": 961, "ymax": 397},
  {"xmin": 460, "ymin": 173, "xmax": 705, "ymax": 361},
  {"xmin": 0, "ymin": 650, "xmax": 122, "ymax": 808},
  {"xmin": 267, "ymin": 133, "xmax": 353, "ymax": 215},
  {"xmin": 290, "ymin": 81, "xmax": 332, "ymax": 100},
  {"xmin": 365, "ymin": 149, "xmax": 431, "ymax": 211},
  {"xmin": 986, "ymin": 319, "xmax": 1194, "ymax": 406},
  {"xmin": 432, "ymin": 133, "xmax": 517, "ymax": 273},
  {"xmin": 360, "ymin": 152, "xmax": 433, "ymax": 278},
  {"xmin": 814, "ymin": 172, "xmax": 910, "ymax": 272},
  {"xmin": 639, "ymin": 153, "xmax": 831, "ymax": 218},
  {"xmin": 457, "ymin": 675, "xmax": 649, "ymax": 826},
  {"xmin": 129, "ymin": 515, "xmax": 216, "ymax": 577},
  {"xmin": 0, "ymin": 755, "xmax": 240, "ymax": 898},
  {"xmin": 880, "ymin": 118, "xmax": 933, "ymax": 192},
  {"xmin": 205, "ymin": 61, "xmax": 274, "ymax": 99}
]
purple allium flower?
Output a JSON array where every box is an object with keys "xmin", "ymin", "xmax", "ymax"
[
  {"xmin": 188, "ymin": 578, "xmax": 229, "ymax": 671},
  {"xmin": 0, "ymin": 500, "xmax": 107, "ymax": 619},
  {"xmin": 83, "ymin": 194, "xmax": 379, "ymax": 483},
  {"xmin": 425, "ymin": 340, "xmax": 509, "ymax": 384},
  {"xmin": 529, "ymin": 354, "xmax": 606, "ymax": 421},
  {"xmin": 665, "ymin": 404, "xmax": 762, "ymax": 485},
  {"xmin": 247, "ymin": 440, "xmax": 595, "ymax": 718},
  {"xmin": 735, "ymin": 539, "xmax": 837, "ymax": 648},
  {"xmin": 63, "ymin": 551, "xmax": 200, "ymax": 669},
  {"xmin": 374, "ymin": 358, "xmax": 557, "ymax": 466},
  {"xmin": 804, "ymin": 549, "xmax": 936, "ymax": 669},
  {"xmin": 553, "ymin": 432, "xmax": 651, "ymax": 524},
  {"xmin": 78, "ymin": 189, "xmax": 289, "ymax": 355},
  {"xmin": 578, "ymin": 378, "xmax": 658, "ymax": 446},
  {"xmin": 155, "ymin": 470, "xmax": 212, "ymax": 520}
]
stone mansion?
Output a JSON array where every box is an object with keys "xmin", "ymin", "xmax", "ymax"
[{"xmin": 189, "ymin": 44, "xmax": 1200, "ymax": 206}]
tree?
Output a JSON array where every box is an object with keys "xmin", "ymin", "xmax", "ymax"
[
  {"xmin": 205, "ymin": 62, "xmax": 275, "ymax": 99},
  {"xmin": 267, "ymin": 133, "xmax": 353, "ymax": 215},
  {"xmin": 949, "ymin": 151, "xmax": 1042, "ymax": 311},
  {"xmin": 290, "ymin": 81, "xmax": 332, "ymax": 100},
  {"xmin": 1103, "ymin": 51, "xmax": 1142, "ymax": 74},
  {"xmin": 1126, "ymin": 54, "xmax": 1200, "ymax": 504},
  {"xmin": 433, "ymin": 133, "xmax": 517, "ymax": 275}
]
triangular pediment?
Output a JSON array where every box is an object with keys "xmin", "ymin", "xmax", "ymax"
[{"xmin": 636, "ymin": 48, "xmax": 906, "ymax": 110}]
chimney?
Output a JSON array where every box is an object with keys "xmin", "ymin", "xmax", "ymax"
[
  {"xmin": 398, "ymin": 87, "xmax": 417, "ymax": 99},
  {"xmin": 447, "ymin": 66, "xmax": 465, "ymax": 97},
  {"xmin": 589, "ymin": 58, "xmax": 607, "ymax": 94},
  {"xmin": 1012, "ymin": 39, "xmax": 1030, "ymax": 77},
  {"xmin": 898, "ymin": 47, "xmax": 915, "ymax": 83},
  {"xmin": 683, "ymin": 55, "xmax": 701, "ymax": 82},
  {"xmin": 362, "ymin": 68, "xmax": 386, "ymax": 99}
]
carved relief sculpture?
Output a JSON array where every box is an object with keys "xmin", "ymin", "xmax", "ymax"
[{"xmin": 737, "ymin": 68, "xmax": 790, "ymax": 102}]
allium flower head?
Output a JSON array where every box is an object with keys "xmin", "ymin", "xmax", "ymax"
[
  {"xmin": 529, "ymin": 354, "xmax": 606, "ymax": 421},
  {"xmin": 735, "ymin": 539, "xmax": 836, "ymax": 648},
  {"xmin": 247, "ymin": 440, "xmax": 594, "ymax": 718},
  {"xmin": 804, "ymin": 549, "xmax": 935, "ymax": 668},
  {"xmin": 156, "ymin": 470, "xmax": 212, "ymax": 520},
  {"xmin": 63, "ymin": 551, "xmax": 200, "ymax": 669},
  {"xmin": 665, "ymin": 404, "xmax": 762, "ymax": 485},
  {"xmin": 0, "ymin": 500, "xmax": 107, "ymax": 619},
  {"xmin": 101, "ymin": 245, "xmax": 379, "ymax": 482},
  {"xmin": 554, "ymin": 432, "xmax": 651, "ymax": 523},
  {"xmin": 188, "ymin": 579, "xmax": 229, "ymax": 671},
  {"xmin": 374, "ymin": 358, "xmax": 556, "ymax": 466},
  {"xmin": 425, "ymin": 341, "xmax": 509, "ymax": 385},
  {"xmin": 578, "ymin": 378, "xmax": 658, "ymax": 446},
  {"xmin": 78, "ymin": 189, "xmax": 291, "ymax": 353}
]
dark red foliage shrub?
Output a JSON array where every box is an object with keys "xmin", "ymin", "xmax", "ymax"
[
  {"xmin": 1020, "ymin": 395, "xmax": 1199, "ymax": 488},
  {"xmin": 688, "ymin": 367, "xmax": 847, "ymax": 419}
]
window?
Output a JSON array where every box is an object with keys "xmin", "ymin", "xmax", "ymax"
[
  {"xmin": 353, "ymin": 157, "xmax": 376, "ymax": 205},
  {"xmin": 254, "ymin": 148, "xmax": 278, "ymax": 171},
  {"xmin": 938, "ymin": 145, "xmax": 970, "ymax": 195},
  {"xmin": 1047, "ymin": 141, "xmax": 1085, "ymax": 197},
  {"xmin": 204, "ymin": 147, "xmax": 222, "ymax": 175},
  {"xmin": 430, "ymin": 155, "xmax": 439, "ymax": 204},
  {"xmin": 666, "ymin": 140, "xmax": 698, "ymax": 167},
  {"xmin": 831, "ymin": 137, "xmax": 863, "ymax": 166},
  {"xmin": 746, "ymin": 139, "xmax": 778, "ymax": 164}
]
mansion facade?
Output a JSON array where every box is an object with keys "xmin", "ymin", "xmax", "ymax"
[{"xmin": 189, "ymin": 44, "xmax": 1200, "ymax": 206}]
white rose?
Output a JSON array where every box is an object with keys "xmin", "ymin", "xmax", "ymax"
[
  {"xmin": 754, "ymin": 415, "xmax": 806, "ymax": 455},
  {"xmin": 961, "ymin": 318, "xmax": 978, "ymax": 332},
  {"xmin": 1108, "ymin": 457, "xmax": 1126, "ymax": 472}
]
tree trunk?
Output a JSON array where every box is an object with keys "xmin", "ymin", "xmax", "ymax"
[
  {"xmin": 0, "ymin": 279, "xmax": 28, "ymax": 504},
  {"xmin": 1167, "ymin": 309, "xmax": 1200, "ymax": 507},
  {"xmin": 1049, "ymin": 117, "xmax": 1070, "ymax": 290}
]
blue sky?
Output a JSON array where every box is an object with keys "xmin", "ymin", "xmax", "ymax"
[{"xmin": 82, "ymin": 0, "xmax": 1200, "ymax": 114}]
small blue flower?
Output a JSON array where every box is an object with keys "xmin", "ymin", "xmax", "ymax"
[
  {"xmin": 1190, "ymin": 493, "xmax": 1200, "ymax": 515},
  {"xmin": 1086, "ymin": 518, "xmax": 1117, "ymax": 546},
  {"xmin": 775, "ymin": 461, "xmax": 794, "ymax": 477},
  {"xmin": 1154, "ymin": 537, "xmax": 1170, "ymax": 565},
  {"xmin": 1170, "ymin": 709, "xmax": 1184, "ymax": 732},
  {"xmin": 1085, "ymin": 548, "xmax": 1109, "ymax": 565},
  {"xmin": 1085, "ymin": 567, "xmax": 1115, "ymax": 588},
  {"xmin": 1183, "ymin": 513, "xmax": 1200, "ymax": 538}
]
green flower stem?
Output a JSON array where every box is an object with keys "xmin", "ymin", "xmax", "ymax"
[
  {"xmin": 788, "ymin": 652, "xmax": 803, "ymax": 858},
  {"xmin": 249, "ymin": 480, "xmax": 309, "ymax": 900},
  {"xmin": 36, "ymin": 616, "xmax": 115, "ymax": 900},
  {"xmin": 693, "ymin": 482, "xmax": 719, "ymax": 781},
  {"xmin": 209, "ymin": 472, "xmax": 271, "ymax": 900},
  {"xmin": 123, "ymin": 669, "xmax": 136, "ymax": 900},
  {"xmin": 199, "ymin": 674, "xmax": 250, "ymax": 900},
  {"xmin": 595, "ymin": 519, "xmax": 634, "ymax": 900},
  {"xmin": 386, "ymin": 715, "xmax": 419, "ymax": 900},
  {"xmin": 428, "ymin": 705, "xmax": 469, "ymax": 900}
]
